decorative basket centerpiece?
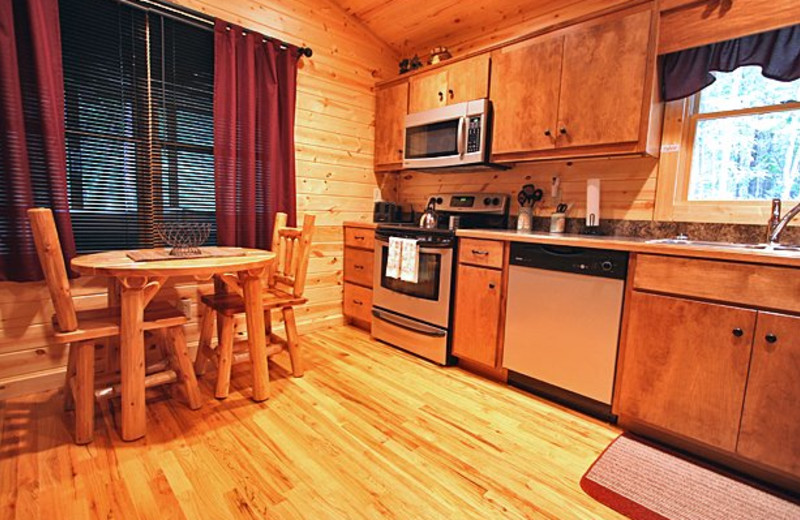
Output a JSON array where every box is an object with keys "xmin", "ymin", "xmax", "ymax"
[{"xmin": 154, "ymin": 222, "xmax": 211, "ymax": 257}]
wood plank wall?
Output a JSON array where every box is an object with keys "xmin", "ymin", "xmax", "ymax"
[
  {"xmin": 0, "ymin": 0, "xmax": 398, "ymax": 399},
  {"xmin": 396, "ymin": 158, "xmax": 659, "ymax": 221}
]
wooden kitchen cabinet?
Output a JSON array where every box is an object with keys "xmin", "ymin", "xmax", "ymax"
[
  {"xmin": 737, "ymin": 312, "xmax": 800, "ymax": 476},
  {"xmin": 343, "ymin": 224, "xmax": 375, "ymax": 330},
  {"xmin": 374, "ymin": 81, "xmax": 408, "ymax": 170},
  {"xmin": 452, "ymin": 264, "xmax": 504, "ymax": 367},
  {"xmin": 490, "ymin": 3, "xmax": 661, "ymax": 162},
  {"xmin": 616, "ymin": 291, "xmax": 756, "ymax": 452},
  {"xmin": 490, "ymin": 36, "xmax": 563, "ymax": 154},
  {"xmin": 408, "ymin": 55, "xmax": 490, "ymax": 114}
]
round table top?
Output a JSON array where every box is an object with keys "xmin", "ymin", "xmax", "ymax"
[{"xmin": 71, "ymin": 247, "xmax": 275, "ymax": 278}]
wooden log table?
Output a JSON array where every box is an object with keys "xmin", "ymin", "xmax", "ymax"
[{"xmin": 71, "ymin": 247, "xmax": 275, "ymax": 441}]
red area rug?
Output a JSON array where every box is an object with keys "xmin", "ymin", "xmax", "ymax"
[{"xmin": 581, "ymin": 434, "xmax": 799, "ymax": 520}]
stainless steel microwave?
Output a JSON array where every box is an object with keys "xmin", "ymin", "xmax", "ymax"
[{"xmin": 403, "ymin": 99, "xmax": 490, "ymax": 169}]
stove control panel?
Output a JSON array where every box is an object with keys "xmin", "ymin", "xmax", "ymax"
[{"xmin": 428, "ymin": 193, "xmax": 508, "ymax": 214}]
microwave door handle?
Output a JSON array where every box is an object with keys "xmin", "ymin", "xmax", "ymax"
[{"xmin": 457, "ymin": 116, "xmax": 466, "ymax": 158}]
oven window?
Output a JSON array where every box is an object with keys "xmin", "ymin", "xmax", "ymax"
[
  {"xmin": 380, "ymin": 246, "xmax": 441, "ymax": 300},
  {"xmin": 405, "ymin": 120, "xmax": 459, "ymax": 159}
]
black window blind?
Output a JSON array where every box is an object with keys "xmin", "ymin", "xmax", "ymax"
[{"xmin": 60, "ymin": 0, "xmax": 215, "ymax": 252}]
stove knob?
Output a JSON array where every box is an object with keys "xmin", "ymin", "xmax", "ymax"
[
  {"xmin": 483, "ymin": 197, "xmax": 492, "ymax": 206},
  {"xmin": 436, "ymin": 197, "xmax": 443, "ymax": 205},
  {"xmin": 601, "ymin": 261, "xmax": 613, "ymax": 272},
  {"xmin": 492, "ymin": 197, "xmax": 500, "ymax": 206}
]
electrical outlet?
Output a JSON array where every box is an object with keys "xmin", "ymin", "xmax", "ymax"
[{"xmin": 177, "ymin": 298, "xmax": 192, "ymax": 318}]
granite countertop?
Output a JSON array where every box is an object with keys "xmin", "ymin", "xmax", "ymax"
[{"xmin": 456, "ymin": 229, "xmax": 800, "ymax": 268}]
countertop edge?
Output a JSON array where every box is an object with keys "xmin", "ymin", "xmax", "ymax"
[
  {"xmin": 343, "ymin": 221, "xmax": 378, "ymax": 230},
  {"xmin": 456, "ymin": 229, "xmax": 800, "ymax": 268}
]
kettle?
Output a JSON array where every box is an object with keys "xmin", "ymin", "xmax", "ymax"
[{"xmin": 419, "ymin": 198, "xmax": 438, "ymax": 229}]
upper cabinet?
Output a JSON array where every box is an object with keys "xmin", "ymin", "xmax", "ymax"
[
  {"xmin": 374, "ymin": 81, "xmax": 408, "ymax": 170},
  {"xmin": 408, "ymin": 55, "xmax": 490, "ymax": 113},
  {"xmin": 490, "ymin": 4, "xmax": 662, "ymax": 162}
]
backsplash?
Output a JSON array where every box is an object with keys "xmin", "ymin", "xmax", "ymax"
[{"xmin": 527, "ymin": 217, "xmax": 800, "ymax": 244}]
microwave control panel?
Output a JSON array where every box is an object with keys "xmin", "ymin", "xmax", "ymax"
[{"xmin": 467, "ymin": 116, "xmax": 482, "ymax": 153}]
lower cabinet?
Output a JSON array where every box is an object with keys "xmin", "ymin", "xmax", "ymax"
[
  {"xmin": 451, "ymin": 263, "xmax": 503, "ymax": 367},
  {"xmin": 616, "ymin": 292, "xmax": 755, "ymax": 452},
  {"xmin": 736, "ymin": 312, "xmax": 800, "ymax": 476},
  {"xmin": 617, "ymin": 279, "xmax": 800, "ymax": 480},
  {"xmin": 343, "ymin": 225, "xmax": 375, "ymax": 329}
]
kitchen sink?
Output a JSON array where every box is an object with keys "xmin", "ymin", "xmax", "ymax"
[{"xmin": 645, "ymin": 238, "xmax": 800, "ymax": 252}]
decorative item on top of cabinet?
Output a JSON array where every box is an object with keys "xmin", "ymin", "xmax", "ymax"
[
  {"xmin": 408, "ymin": 54, "xmax": 490, "ymax": 114},
  {"xmin": 615, "ymin": 253, "xmax": 800, "ymax": 486},
  {"xmin": 343, "ymin": 225, "xmax": 375, "ymax": 330},
  {"xmin": 374, "ymin": 81, "xmax": 408, "ymax": 171},
  {"xmin": 451, "ymin": 238, "xmax": 509, "ymax": 380},
  {"xmin": 490, "ymin": 3, "xmax": 662, "ymax": 163}
]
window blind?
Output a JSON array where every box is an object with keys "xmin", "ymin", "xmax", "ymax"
[{"xmin": 60, "ymin": 0, "xmax": 215, "ymax": 252}]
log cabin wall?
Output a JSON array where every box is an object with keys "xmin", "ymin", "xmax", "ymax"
[{"xmin": 0, "ymin": 0, "xmax": 398, "ymax": 399}]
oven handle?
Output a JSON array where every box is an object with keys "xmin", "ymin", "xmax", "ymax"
[
  {"xmin": 457, "ymin": 116, "xmax": 466, "ymax": 158},
  {"xmin": 375, "ymin": 236, "xmax": 453, "ymax": 251},
  {"xmin": 372, "ymin": 309, "xmax": 447, "ymax": 337}
]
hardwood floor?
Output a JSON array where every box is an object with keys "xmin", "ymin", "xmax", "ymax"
[{"xmin": 0, "ymin": 326, "xmax": 624, "ymax": 519}]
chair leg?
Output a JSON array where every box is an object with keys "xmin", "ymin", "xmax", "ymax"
[
  {"xmin": 165, "ymin": 326, "xmax": 202, "ymax": 410},
  {"xmin": 194, "ymin": 303, "xmax": 216, "ymax": 376},
  {"xmin": 215, "ymin": 314, "xmax": 235, "ymax": 399},
  {"xmin": 74, "ymin": 340, "xmax": 95, "ymax": 445},
  {"xmin": 283, "ymin": 306, "xmax": 304, "ymax": 377},
  {"xmin": 63, "ymin": 342, "xmax": 78, "ymax": 411}
]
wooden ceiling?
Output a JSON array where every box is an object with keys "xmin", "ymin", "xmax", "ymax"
[{"xmin": 332, "ymin": 0, "xmax": 635, "ymax": 61}]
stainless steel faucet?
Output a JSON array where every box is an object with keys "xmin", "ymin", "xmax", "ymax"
[{"xmin": 767, "ymin": 198, "xmax": 800, "ymax": 245}]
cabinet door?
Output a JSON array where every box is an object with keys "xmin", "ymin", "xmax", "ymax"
[
  {"xmin": 490, "ymin": 36, "xmax": 563, "ymax": 155},
  {"xmin": 374, "ymin": 82, "xmax": 408, "ymax": 168},
  {"xmin": 737, "ymin": 312, "xmax": 800, "ymax": 476},
  {"xmin": 445, "ymin": 54, "xmax": 490, "ymax": 105},
  {"xmin": 617, "ymin": 292, "xmax": 755, "ymax": 452},
  {"xmin": 556, "ymin": 8, "xmax": 652, "ymax": 148},
  {"xmin": 452, "ymin": 264, "xmax": 503, "ymax": 367},
  {"xmin": 408, "ymin": 70, "xmax": 448, "ymax": 113}
]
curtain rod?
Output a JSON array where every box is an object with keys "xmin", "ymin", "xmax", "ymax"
[{"xmin": 119, "ymin": 0, "xmax": 313, "ymax": 57}]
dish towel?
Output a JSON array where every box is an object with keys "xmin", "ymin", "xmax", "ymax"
[
  {"xmin": 399, "ymin": 238, "xmax": 419, "ymax": 283},
  {"xmin": 385, "ymin": 237, "xmax": 402, "ymax": 279}
]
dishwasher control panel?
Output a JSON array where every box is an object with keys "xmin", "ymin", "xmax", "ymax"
[{"xmin": 509, "ymin": 243, "xmax": 629, "ymax": 280}]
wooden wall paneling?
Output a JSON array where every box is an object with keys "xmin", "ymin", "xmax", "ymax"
[
  {"xmin": 0, "ymin": 0, "xmax": 398, "ymax": 398},
  {"xmin": 659, "ymin": 0, "xmax": 800, "ymax": 54},
  {"xmin": 395, "ymin": 156, "xmax": 659, "ymax": 221}
]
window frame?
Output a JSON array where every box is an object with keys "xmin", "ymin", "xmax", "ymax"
[{"xmin": 655, "ymin": 92, "xmax": 800, "ymax": 225}]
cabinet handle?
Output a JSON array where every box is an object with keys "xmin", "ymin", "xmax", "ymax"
[
  {"xmin": 354, "ymin": 235, "xmax": 365, "ymax": 241},
  {"xmin": 353, "ymin": 299, "xmax": 363, "ymax": 305},
  {"xmin": 765, "ymin": 333, "xmax": 778, "ymax": 343},
  {"xmin": 354, "ymin": 264, "xmax": 364, "ymax": 270},
  {"xmin": 448, "ymin": 89, "xmax": 454, "ymax": 99},
  {"xmin": 544, "ymin": 129, "xmax": 552, "ymax": 137},
  {"xmin": 471, "ymin": 249, "xmax": 489, "ymax": 256},
  {"xmin": 559, "ymin": 127, "xmax": 568, "ymax": 135},
  {"xmin": 732, "ymin": 328, "xmax": 743, "ymax": 337},
  {"xmin": 438, "ymin": 91, "xmax": 444, "ymax": 102},
  {"xmin": 488, "ymin": 283, "xmax": 496, "ymax": 289}
]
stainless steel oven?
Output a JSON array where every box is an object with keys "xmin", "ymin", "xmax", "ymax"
[
  {"xmin": 404, "ymin": 99, "xmax": 490, "ymax": 169},
  {"xmin": 372, "ymin": 228, "xmax": 454, "ymax": 364}
]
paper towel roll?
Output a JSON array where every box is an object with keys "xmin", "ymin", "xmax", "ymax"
[{"xmin": 586, "ymin": 178, "xmax": 600, "ymax": 227}]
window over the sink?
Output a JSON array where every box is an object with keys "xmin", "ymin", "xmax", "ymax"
[{"xmin": 656, "ymin": 67, "xmax": 800, "ymax": 224}]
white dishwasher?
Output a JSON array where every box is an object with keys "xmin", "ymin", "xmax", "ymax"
[{"xmin": 502, "ymin": 242, "xmax": 629, "ymax": 421}]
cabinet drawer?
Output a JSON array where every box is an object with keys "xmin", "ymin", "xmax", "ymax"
[
  {"xmin": 343, "ymin": 283, "xmax": 372, "ymax": 323},
  {"xmin": 634, "ymin": 254, "xmax": 800, "ymax": 313},
  {"xmin": 344, "ymin": 247, "xmax": 374, "ymax": 287},
  {"xmin": 459, "ymin": 238, "xmax": 504, "ymax": 269},
  {"xmin": 345, "ymin": 227, "xmax": 375, "ymax": 250}
]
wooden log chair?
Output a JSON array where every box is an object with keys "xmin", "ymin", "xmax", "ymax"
[
  {"xmin": 28, "ymin": 208, "xmax": 202, "ymax": 444},
  {"xmin": 194, "ymin": 213, "xmax": 316, "ymax": 399}
]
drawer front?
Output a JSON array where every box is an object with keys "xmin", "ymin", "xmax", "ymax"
[
  {"xmin": 344, "ymin": 283, "xmax": 372, "ymax": 323},
  {"xmin": 634, "ymin": 254, "xmax": 800, "ymax": 314},
  {"xmin": 345, "ymin": 227, "xmax": 375, "ymax": 250},
  {"xmin": 459, "ymin": 238, "xmax": 505, "ymax": 269},
  {"xmin": 344, "ymin": 247, "xmax": 374, "ymax": 287}
]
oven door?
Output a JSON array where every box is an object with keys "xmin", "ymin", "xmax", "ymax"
[{"xmin": 373, "ymin": 237, "xmax": 453, "ymax": 328}]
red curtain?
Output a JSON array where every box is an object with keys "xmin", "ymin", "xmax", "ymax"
[
  {"xmin": 0, "ymin": 0, "xmax": 74, "ymax": 281},
  {"xmin": 214, "ymin": 20, "xmax": 300, "ymax": 249}
]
